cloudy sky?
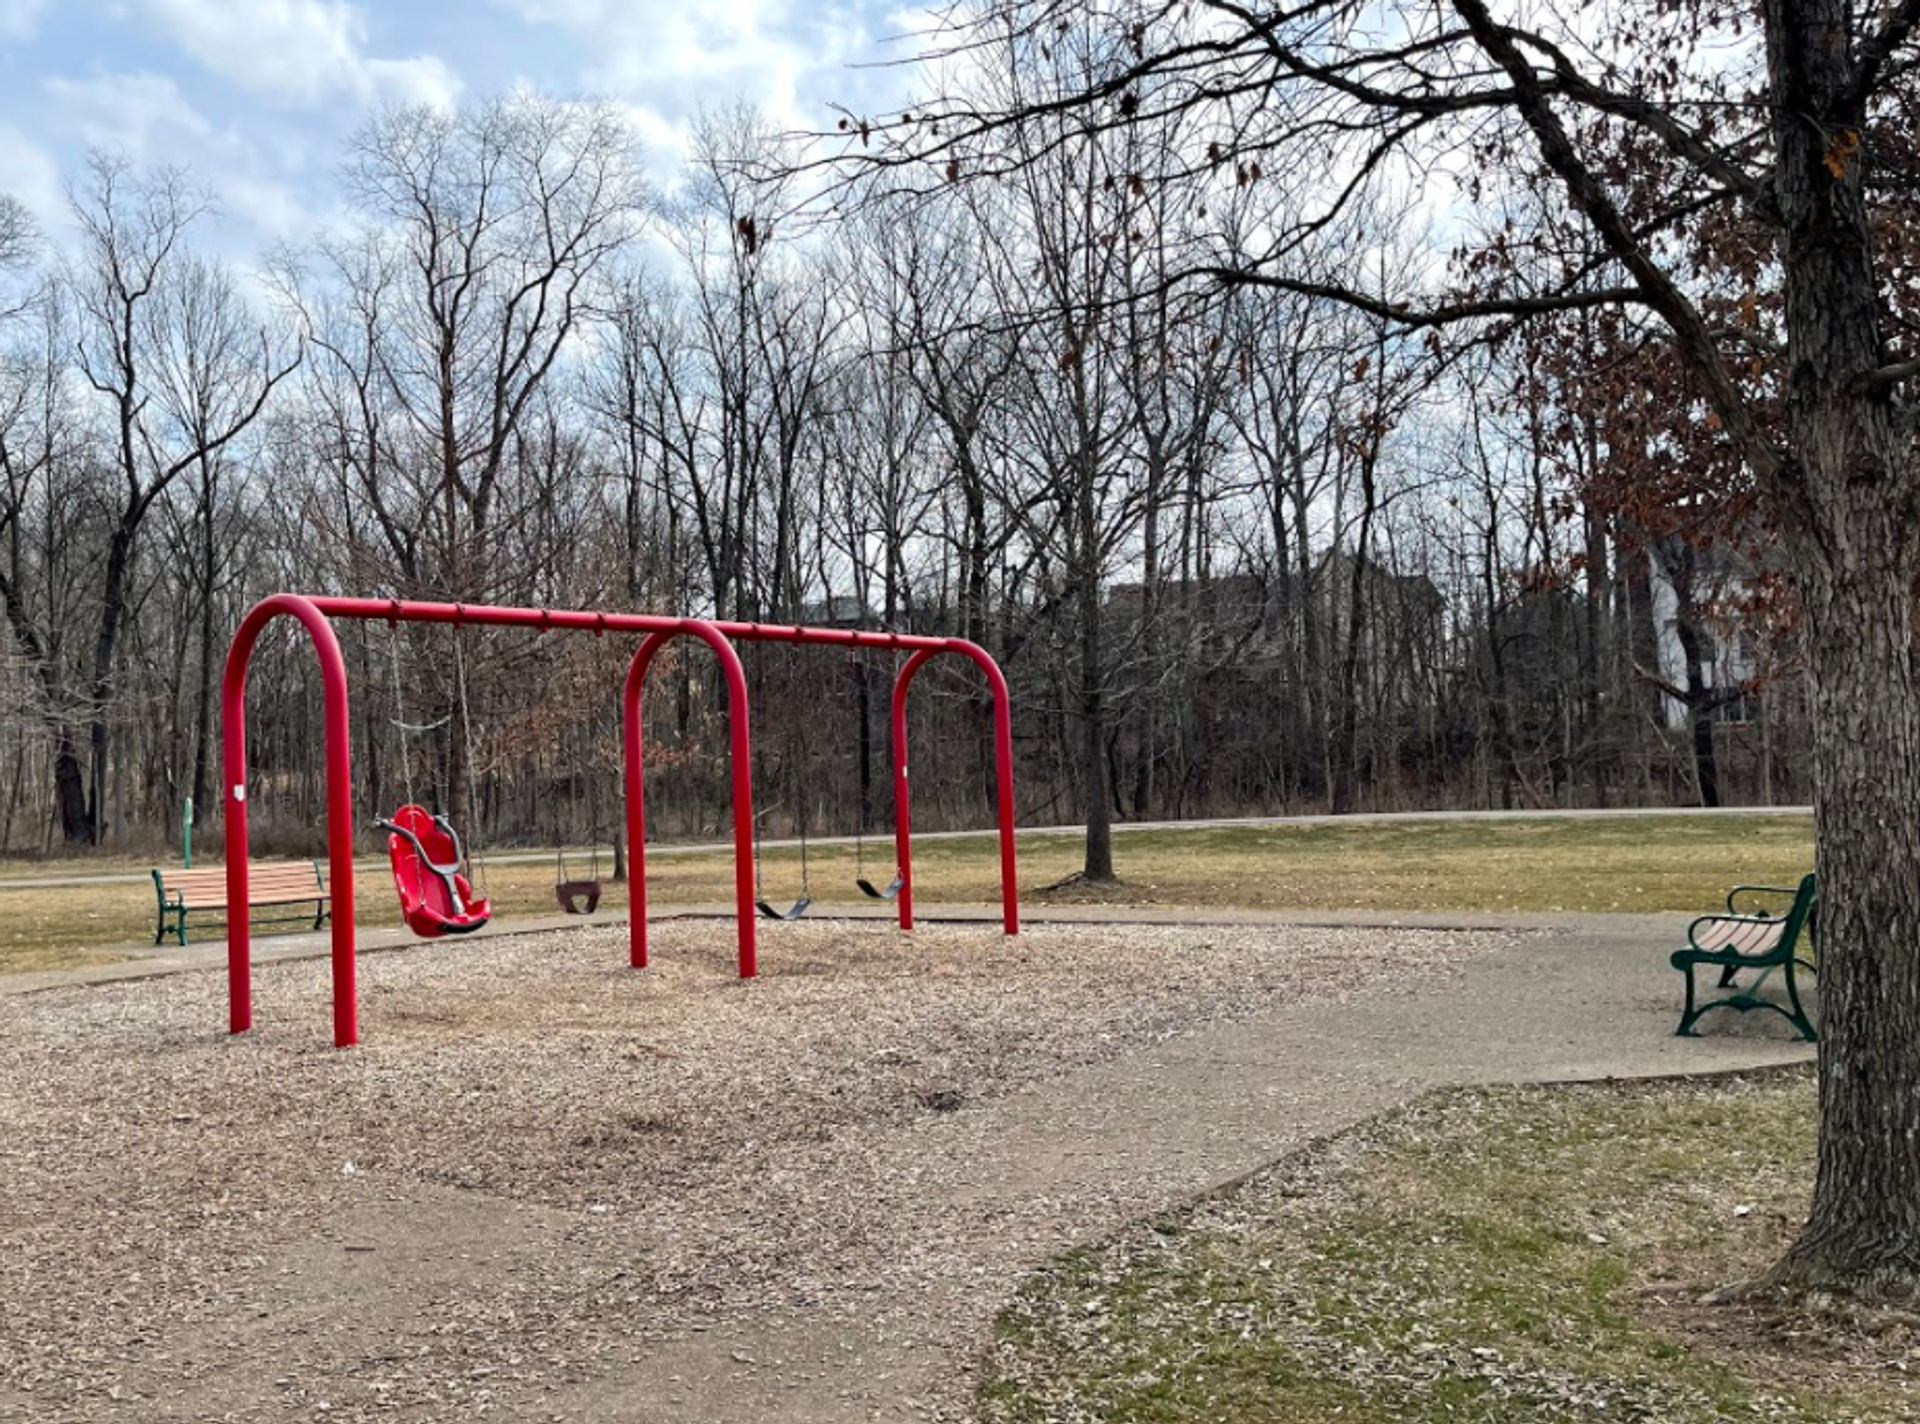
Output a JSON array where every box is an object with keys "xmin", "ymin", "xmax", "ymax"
[{"xmin": 0, "ymin": 0, "xmax": 918, "ymax": 249}]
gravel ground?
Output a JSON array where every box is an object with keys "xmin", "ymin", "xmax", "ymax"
[{"xmin": 0, "ymin": 919, "xmax": 1498, "ymax": 1422}]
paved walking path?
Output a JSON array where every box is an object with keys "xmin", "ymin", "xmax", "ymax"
[
  {"xmin": 551, "ymin": 913, "xmax": 1811, "ymax": 1423},
  {"xmin": 4, "ymin": 906, "xmax": 1813, "ymax": 1422},
  {"xmin": 0, "ymin": 803, "xmax": 1812, "ymax": 889}
]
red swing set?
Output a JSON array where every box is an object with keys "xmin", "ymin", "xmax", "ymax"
[{"xmin": 222, "ymin": 594, "xmax": 1020, "ymax": 1047}]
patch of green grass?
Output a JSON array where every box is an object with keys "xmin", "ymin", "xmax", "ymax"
[
  {"xmin": 982, "ymin": 1071, "xmax": 1906, "ymax": 1424},
  {"xmin": 0, "ymin": 813, "xmax": 1814, "ymax": 975}
]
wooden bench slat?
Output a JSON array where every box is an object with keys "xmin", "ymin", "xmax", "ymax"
[
  {"xmin": 170, "ymin": 865, "xmax": 315, "ymax": 875},
  {"xmin": 158, "ymin": 866, "xmax": 325, "ymax": 893},
  {"xmin": 153, "ymin": 861, "xmax": 330, "ymax": 947},
  {"xmin": 223, "ymin": 888, "xmax": 324, "ymax": 905},
  {"xmin": 1691, "ymin": 919, "xmax": 1784, "ymax": 955}
]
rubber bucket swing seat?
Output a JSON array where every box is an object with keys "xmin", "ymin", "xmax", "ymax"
[{"xmin": 377, "ymin": 803, "xmax": 491, "ymax": 938}]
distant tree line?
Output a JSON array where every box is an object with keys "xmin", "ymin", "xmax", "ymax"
[{"xmin": 0, "ymin": 91, "xmax": 1807, "ymax": 871}]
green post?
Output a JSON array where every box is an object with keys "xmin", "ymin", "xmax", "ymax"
[{"xmin": 183, "ymin": 796, "xmax": 193, "ymax": 869}]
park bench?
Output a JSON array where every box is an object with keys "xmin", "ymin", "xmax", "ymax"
[
  {"xmin": 152, "ymin": 862, "xmax": 329, "ymax": 948},
  {"xmin": 1670, "ymin": 872, "xmax": 1818, "ymax": 1041}
]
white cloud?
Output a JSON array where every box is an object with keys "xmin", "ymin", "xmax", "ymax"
[
  {"xmin": 615, "ymin": 101, "xmax": 694, "ymax": 180},
  {"xmin": 0, "ymin": 125, "xmax": 63, "ymax": 228},
  {"xmin": 132, "ymin": 0, "xmax": 463, "ymax": 110},
  {"xmin": 490, "ymin": 0, "xmax": 881, "ymax": 132},
  {"xmin": 0, "ymin": 0, "xmax": 48, "ymax": 41},
  {"xmin": 220, "ymin": 173, "xmax": 314, "ymax": 239},
  {"xmin": 43, "ymin": 73, "xmax": 314, "ymax": 241},
  {"xmin": 44, "ymin": 72, "xmax": 213, "ymax": 164},
  {"xmin": 364, "ymin": 55, "xmax": 464, "ymax": 111}
]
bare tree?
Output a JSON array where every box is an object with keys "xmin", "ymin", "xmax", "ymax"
[
  {"xmin": 0, "ymin": 195, "xmax": 36, "ymax": 321},
  {"xmin": 308, "ymin": 95, "xmax": 647, "ymax": 819},
  {"xmin": 147, "ymin": 253, "xmax": 289, "ymax": 831},
  {"xmin": 856, "ymin": 0, "xmax": 1920, "ymax": 1298},
  {"xmin": 0, "ymin": 281, "xmax": 94, "ymax": 842},
  {"xmin": 68, "ymin": 154, "xmax": 297, "ymax": 843}
]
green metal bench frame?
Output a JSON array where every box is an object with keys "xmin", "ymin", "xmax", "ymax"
[
  {"xmin": 1670, "ymin": 872, "xmax": 1818, "ymax": 1041},
  {"xmin": 152, "ymin": 862, "xmax": 329, "ymax": 948}
]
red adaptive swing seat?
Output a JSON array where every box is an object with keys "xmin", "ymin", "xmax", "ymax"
[{"xmin": 380, "ymin": 803, "xmax": 491, "ymax": 938}]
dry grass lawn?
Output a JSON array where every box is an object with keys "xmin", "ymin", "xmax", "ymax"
[
  {"xmin": 0, "ymin": 813, "xmax": 1813, "ymax": 976},
  {"xmin": 983, "ymin": 1070, "xmax": 1915, "ymax": 1424}
]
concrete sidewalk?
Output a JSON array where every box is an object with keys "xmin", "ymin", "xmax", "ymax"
[{"xmin": 549, "ymin": 914, "xmax": 1814, "ymax": 1423}]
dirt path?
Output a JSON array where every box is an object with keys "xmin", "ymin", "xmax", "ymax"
[{"xmin": 0, "ymin": 915, "xmax": 1810, "ymax": 1423}]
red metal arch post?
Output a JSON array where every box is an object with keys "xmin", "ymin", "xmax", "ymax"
[
  {"xmin": 223, "ymin": 593, "xmax": 360, "ymax": 1045},
  {"xmin": 623, "ymin": 624, "xmax": 757, "ymax": 976},
  {"xmin": 891, "ymin": 640, "xmax": 1019, "ymax": 936}
]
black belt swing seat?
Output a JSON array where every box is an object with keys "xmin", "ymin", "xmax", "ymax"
[
  {"xmin": 754, "ymin": 799, "xmax": 812, "ymax": 922},
  {"xmin": 849, "ymin": 647, "xmax": 902, "ymax": 902},
  {"xmin": 755, "ymin": 815, "xmax": 811, "ymax": 920},
  {"xmin": 756, "ymin": 892, "xmax": 812, "ymax": 921}
]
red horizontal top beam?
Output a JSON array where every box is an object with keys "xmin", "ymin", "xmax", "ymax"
[{"xmin": 304, "ymin": 596, "xmax": 966, "ymax": 653}]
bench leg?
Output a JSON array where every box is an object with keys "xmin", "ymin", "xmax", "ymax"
[
  {"xmin": 1716, "ymin": 964, "xmax": 1740, "ymax": 990},
  {"xmin": 1676, "ymin": 963, "xmax": 1703, "ymax": 1037},
  {"xmin": 314, "ymin": 901, "xmax": 326, "ymax": 932},
  {"xmin": 1782, "ymin": 960, "xmax": 1819, "ymax": 1042}
]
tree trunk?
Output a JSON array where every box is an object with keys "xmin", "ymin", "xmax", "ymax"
[
  {"xmin": 1581, "ymin": 482, "xmax": 1612, "ymax": 807},
  {"xmin": 1292, "ymin": 465, "xmax": 1324, "ymax": 798},
  {"xmin": 1661, "ymin": 537, "xmax": 1724, "ymax": 808},
  {"xmin": 1773, "ymin": 562, "xmax": 1920, "ymax": 1291},
  {"xmin": 1763, "ymin": 0, "xmax": 1920, "ymax": 1289},
  {"xmin": 1688, "ymin": 705, "xmax": 1721, "ymax": 809},
  {"xmin": 959, "ymin": 446, "xmax": 997, "ymax": 818},
  {"xmin": 1079, "ymin": 496, "xmax": 1114, "ymax": 882},
  {"xmin": 88, "ymin": 520, "xmax": 136, "ymax": 845},
  {"xmin": 1330, "ymin": 455, "xmax": 1379, "ymax": 815},
  {"xmin": 0, "ymin": 573, "xmax": 95, "ymax": 844},
  {"xmin": 1, "ymin": 738, "xmax": 22, "ymax": 853},
  {"xmin": 1481, "ymin": 573, "xmax": 1521, "ymax": 811},
  {"xmin": 1080, "ymin": 661, "xmax": 1114, "ymax": 881},
  {"xmin": 53, "ymin": 733, "xmax": 90, "ymax": 843},
  {"xmin": 1130, "ymin": 440, "xmax": 1166, "ymax": 820},
  {"xmin": 1673, "ymin": 616, "xmax": 1722, "ymax": 808},
  {"xmin": 188, "ymin": 474, "xmax": 217, "ymax": 828}
]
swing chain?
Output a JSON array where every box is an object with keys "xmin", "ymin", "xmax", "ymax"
[
  {"xmin": 453, "ymin": 623, "xmax": 489, "ymax": 896},
  {"xmin": 388, "ymin": 621, "xmax": 419, "ymax": 811}
]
